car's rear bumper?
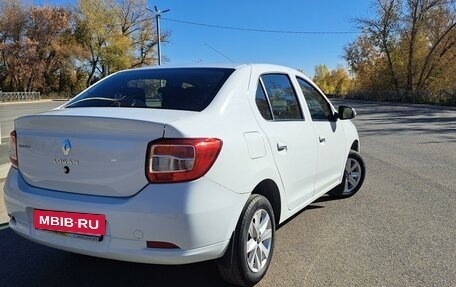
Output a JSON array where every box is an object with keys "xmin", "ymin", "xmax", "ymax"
[{"xmin": 4, "ymin": 168, "xmax": 248, "ymax": 264}]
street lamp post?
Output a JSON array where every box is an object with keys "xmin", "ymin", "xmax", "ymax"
[{"xmin": 147, "ymin": 6, "xmax": 170, "ymax": 65}]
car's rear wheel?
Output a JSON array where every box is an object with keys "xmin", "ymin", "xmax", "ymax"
[
  {"xmin": 217, "ymin": 194, "xmax": 275, "ymax": 286},
  {"xmin": 328, "ymin": 150, "xmax": 366, "ymax": 198}
]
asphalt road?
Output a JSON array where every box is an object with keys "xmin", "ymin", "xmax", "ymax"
[{"xmin": 0, "ymin": 100, "xmax": 455, "ymax": 286}]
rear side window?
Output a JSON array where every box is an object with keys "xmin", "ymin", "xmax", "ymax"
[
  {"xmin": 260, "ymin": 74, "xmax": 303, "ymax": 120},
  {"xmin": 65, "ymin": 68, "xmax": 234, "ymax": 112},
  {"xmin": 255, "ymin": 82, "xmax": 273, "ymax": 120}
]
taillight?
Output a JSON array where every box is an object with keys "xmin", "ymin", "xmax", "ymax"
[
  {"xmin": 9, "ymin": 130, "xmax": 18, "ymax": 169},
  {"xmin": 146, "ymin": 138, "xmax": 222, "ymax": 183}
]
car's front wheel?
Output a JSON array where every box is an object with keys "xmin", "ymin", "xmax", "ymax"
[
  {"xmin": 217, "ymin": 194, "xmax": 276, "ymax": 286},
  {"xmin": 328, "ymin": 150, "xmax": 366, "ymax": 198}
]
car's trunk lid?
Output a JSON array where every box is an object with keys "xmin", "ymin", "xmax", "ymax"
[{"xmin": 15, "ymin": 107, "xmax": 194, "ymax": 197}]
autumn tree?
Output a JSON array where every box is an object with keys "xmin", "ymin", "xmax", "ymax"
[
  {"xmin": 313, "ymin": 65, "xmax": 351, "ymax": 96},
  {"xmin": 344, "ymin": 35, "xmax": 392, "ymax": 91},
  {"xmin": 0, "ymin": 0, "xmax": 29, "ymax": 91},
  {"xmin": 0, "ymin": 0, "xmax": 169, "ymax": 94},
  {"xmin": 76, "ymin": 0, "xmax": 167, "ymax": 86},
  {"xmin": 27, "ymin": 7, "xmax": 81, "ymax": 92},
  {"xmin": 76, "ymin": 0, "xmax": 122, "ymax": 86},
  {"xmin": 313, "ymin": 65, "xmax": 331, "ymax": 93},
  {"xmin": 344, "ymin": 0, "xmax": 455, "ymax": 96},
  {"xmin": 0, "ymin": 0, "xmax": 83, "ymax": 93},
  {"xmin": 330, "ymin": 67, "xmax": 351, "ymax": 95}
]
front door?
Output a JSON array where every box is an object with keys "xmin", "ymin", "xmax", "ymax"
[{"xmin": 296, "ymin": 78, "xmax": 346, "ymax": 194}]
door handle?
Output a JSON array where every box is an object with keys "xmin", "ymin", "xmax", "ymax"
[
  {"xmin": 319, "ymin": 137, "xmax": 326, "ymax": 143},
  {"xmin": 277, "ymin": 142, "xmax": 287, "ymax": 151}
]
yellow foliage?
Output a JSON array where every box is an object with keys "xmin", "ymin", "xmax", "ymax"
[{"xmin": 313, "ymin": 65, "xmax": 351, "ymax": 96}]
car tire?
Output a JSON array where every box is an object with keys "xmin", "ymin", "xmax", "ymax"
[
  {"xmin": 328, "ymin": 150, "xmax": 366, "ymax": 198},
  {"xmin": 217, "ymin": 194, "xmax": 276, "ymax": 287}
]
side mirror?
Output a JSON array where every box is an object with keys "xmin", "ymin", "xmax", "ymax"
[{"xmin": 338, "ymin": 105, "xmax": 356, "ymax": 120}]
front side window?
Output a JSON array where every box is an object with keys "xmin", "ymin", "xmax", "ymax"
[
  {"xmin": 65, "ymin": 68, "xmax": 234, "ymax": 112},
  {"xmin": 260, "ymin": 74, "xmax": 303, "ymax": 120},
  {"xmin": 297, "ymin": 78, "xmax": 332, "ymax": 121}
]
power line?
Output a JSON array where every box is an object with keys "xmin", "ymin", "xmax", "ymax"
[
  {"xmin": 204, "ymin": 43, "xmax": 234, "ymax": 62},
  {"xmin": 162, "ymin": 17, "xmax": 359, "ymax": 35}
]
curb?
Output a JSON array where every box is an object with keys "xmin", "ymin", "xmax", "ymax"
[
  {"xmin": 0, "ymin": 164, "xmax": 10, "ymax": 225},
  {"xmin": 0, "ymin": 163, "xmax": 11, "ymax": 227},
  {"xmin": 0, "ymin": 99, "xmax": 54, "ymax": 105},
  {"xmin": 0, "ymin": 163, "xmax": 10, "ymax": 182}
]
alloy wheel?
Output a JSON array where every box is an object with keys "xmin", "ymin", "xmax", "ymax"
[
  {"xmin": 344, "ymin": 158, "xmax": 362, "ymax": 194},
  {"xmin": 246, "ymin": 209, "xmax": 273, "ymax": 273}
]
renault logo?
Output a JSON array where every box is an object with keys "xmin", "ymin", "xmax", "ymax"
[{"xmin": 62, "ymin": 139, "xmax": 72, "ymax": 156}]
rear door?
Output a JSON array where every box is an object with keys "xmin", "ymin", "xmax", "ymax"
[
  {"xmin": 252, "ymin": 73, "xmax": 318, "ymax": 210},
  {"xmin": 296, "ymin": 77, "xmax": 346, "ymax": 194}
]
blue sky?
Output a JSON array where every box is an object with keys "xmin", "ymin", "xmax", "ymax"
[{"xmin": 37, "ymin": 0, "xmax": 373, "ymax": 77}]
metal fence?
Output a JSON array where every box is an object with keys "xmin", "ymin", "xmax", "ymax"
[{"xmin": 0, "ymin": 91, "xmax": 41, "ymax": 102}]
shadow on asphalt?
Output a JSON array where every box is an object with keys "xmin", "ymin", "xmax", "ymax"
[
  {"xmin": 276, "ymin": 192, "xmax": 351, "ymax": 230},
  {"xmin": 313, "ymin": 194, "xmax": 347, "ymax": 203},
  {"xmin": 277, "ymin": 203, "xmax": 325, "ymax": 230},
  {"xmin": 344, "ymin": 102, "xmax": 456, "ymax": 138},
  {"xmin": 0, "ymin": 227, "xmax": 232, "ymax": 286}
]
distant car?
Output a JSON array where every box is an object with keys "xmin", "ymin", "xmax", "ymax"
[{"xmin": 4, "ymin": 64, "xmax": 365, "ymax": 286}]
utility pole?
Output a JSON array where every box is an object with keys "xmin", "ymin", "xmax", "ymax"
[{"xmin": 147, "ymin": 6, "xmax": 170, "ymax": 65}]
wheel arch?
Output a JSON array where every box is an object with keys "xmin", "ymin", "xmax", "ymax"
[
  {"xmin": 251, "ymin": 179, "xmax": 281, "ymax": 225},
  {"xmin": 350, "ymin": 140, "xmax": 359, "ymax": 152}
]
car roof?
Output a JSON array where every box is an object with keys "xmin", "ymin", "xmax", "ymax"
[
  {"xmin": 133, "ymin": 63, "xmax": 245, "ymax": 70},
  {"xmin": 131, "ymin": 63, "xmax": 301, "ymax": 72}
]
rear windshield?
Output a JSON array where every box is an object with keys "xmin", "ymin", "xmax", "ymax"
[{"xmin": 65, "ymin": 68, "xmax": 234, "ymax": 111}]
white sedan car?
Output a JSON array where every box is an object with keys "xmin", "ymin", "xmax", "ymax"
[{"xmin": 5, "ymin": 64, "xmax": 365, "ymax": 286}]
